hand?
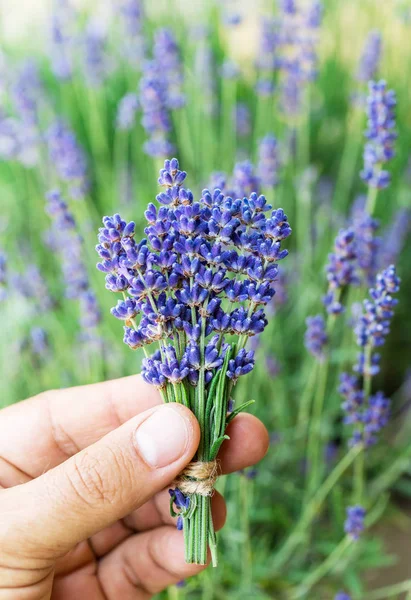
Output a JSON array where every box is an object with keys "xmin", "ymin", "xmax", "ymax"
[{"xmin": 0, "ymin": 375, "xmax": 269, "ymax": 599}]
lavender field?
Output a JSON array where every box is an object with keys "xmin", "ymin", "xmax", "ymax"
[{"xmin": 1, "ymin": 0, "xmax": 411, "ymax": 598}]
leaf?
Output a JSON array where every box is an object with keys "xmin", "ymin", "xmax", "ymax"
[
  {"xmin": 210, "ymin": 434, "xmax": 230, "ymax": 461},
  {"xmin": 226, "ymin": 399, "xmax": 256, "ymax": 424}
]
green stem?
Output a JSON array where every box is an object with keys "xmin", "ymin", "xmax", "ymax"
[
  {"xmin": 362, "ymin": 580, "xmax": 411, "ymax": 600},
  {"xmin": 366, "ymin": 185, "xmax": 379, "ymax": 216},
  {"xmin": 240, "ymin": 475, "xmax": 252, "ymax": 587},
  {"xmin": 289, "ymin": 536, "xmax": 352, "ymax": 599},
  {"xmin": 353, "ymin": 344, "xmax": 372, "ymax": 503},
  {"xmin": 272, "ymin": 445, "xmax": 361, "ymax": 571}
]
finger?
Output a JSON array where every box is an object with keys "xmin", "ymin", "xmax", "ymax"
[
  {"xmin": 97, "ymin": 526, "xmax": 208, "ymax": 599},
  {"xmin": 55, "ymin": 490, "xmax": 226, "ymax": 574},
  {"xmin": 0, "ymin": 374, "xmax": 160, "ymax": 482},
  {"xmin": 1, "ymin": 404, "xmax": 199, "ymax": 561},
  {"xmin": 219, "ymin": 413, "xmax": 270, "ymax": 474}
]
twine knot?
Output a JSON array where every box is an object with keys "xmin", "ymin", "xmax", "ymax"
[{"xmin": 174, "ymin": 460, "xmax": 219, "ymax": 496}]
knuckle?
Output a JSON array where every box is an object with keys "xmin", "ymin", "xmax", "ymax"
[{"xmin": 65, "ymin": 447, "xmax": 134, "ymax": 508}]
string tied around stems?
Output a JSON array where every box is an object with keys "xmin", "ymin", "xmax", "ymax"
[{"xmin": 173, "ymin": 460, "xmax": 219, "ymax": 496}]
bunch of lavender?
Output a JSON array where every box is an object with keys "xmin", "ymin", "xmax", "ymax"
[
  {"xmin": 96, "ymin": 158, "xmax": 291, "ymax": 565},
  {"xmin": 361, "ymin": 80, "xmax": 397, "ymax": 192},
  {"xmin": 340, "ymin": 265, "xmax": 400, "ymax": 448}
]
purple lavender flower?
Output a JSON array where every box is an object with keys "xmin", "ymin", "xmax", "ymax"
[
  {"xmin": 305, "ymin": 315, "xmax": 328, "ymax": 361},
  {"xmin": 351, "ymin": 207, "xmax": 381, "ymax": 285},
  {"xmin": 47, "ymin": 121, "xmax": 89, "ymax": 199},
  {"xmin": 276, "ymin": 0, "xmax": 323, "ymax": 116},
  {"xmin": 0, "ymin": 252, "xmax": 6, "ymax": 301},
  {"xmin": 355, "ymin": 265, "xmax": 400, "ymax": 352},
  {"xmin": 379, "ymin": 208, "xmax": 410, "ymax": 267},
  {"xmin": 335, "ymin": 593, "xmax": 352, "ymax": 600},
  {"xmin": 344, "ymin": 505, "xmax": 366, "ymax": 540},
  {"xmin": 232, "ymin": 161, "xmax": 260, "ymax": 198},
  {"xmin": 340, "ymin": 266, "xmax": 399, "ymax": 446},
  {"xmin": 30, "ymin": 327, "xmax": 49, "ymax": 358},
  {"xmin": 139, "ymin": 61, "xmax": 174, "ymax": 157},
  {"xmin": 235, "ymin": 103, "xmax": 251, "ymax": 137},
  {"xmin": 265, "ymin": 356, "xmax": 281, "ymax": 378},
  {"xmin": 256, "ymin": 17, "xmax": 277, "ymax": 95},
  {"xmin": 116, "ymin": 93, "xmax": 139, "ymax": 131},
  {"xmin": 120, "ymin": 0, "xmax": 145, "ymax": 65},
  {"xmin": 50, "ymin": 0, "xmax": 75, "ymax": 80},
  {"xmin": 361, "ymin": 81, "xmax": 397, "ymax": 189},
  {"xmin": 11, "ymin": 60, "xmax": 43, "ymax": 126},
  {"xmin": 323, "ymin": 228, "xmax": 359, "ymax": 314},
  {"xmin": 194, "ymin": 39, "xmax": 216, "ymax": 116},
  {"xmin": 220, "ymin": 59, "xmax": 240, "ymax": 80},
  {"xmin": 357, "ymin": 31, "xmax": 382, "ymax": 83},
  {"xmin": 153, "ymin": 28, "xmax": 185, "ymax": 109},
  {"xmin": 258, "ymin": 135, "xmax": 280, "ymax": 188},
  {"xmin": 83, "ymin": 22, "xmax": 111, "ymax": 87}
]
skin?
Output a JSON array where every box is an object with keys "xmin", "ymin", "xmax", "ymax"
[{"xmin": 0, "ymin": 374, "xmax": 269, "ymax": 599}]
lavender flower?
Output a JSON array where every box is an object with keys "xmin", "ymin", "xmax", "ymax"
[
  {"xmin": 194, "ymin": 39, "xmax": 216, "ymax": 116},
  {"xmin": 232, "ymin": 161, "xmax": 260, "ymax": 198},
  {"xmin": 379, "ymin": 208, "xmax": 410, "ymax": 267},
  {"xmin": 120, "ymin": 0, "xmax": 145, "ymax": 65},
  {"xmin": 361, "ymin": 81, "xmax": 397, "ymax": 189},
  {"xmin": 30, "ymin": 327, "xmax": 50, "ymax": 358},
  {"xmin": 351, "ymin": 208, "xmax": 381, "ymax": 285},
  {"xmin": 220, "ymin": 59, "xmax": 240, "ymax": 80},
  {"xmin": 139, "ymin": 61, "xmax": 174, "ymax": 157},
  {"xmin": 153, "ymin": 28, "xmax": 185, "ymax": 109},
  {"xmin": 276, "ymin": 0, "xmax": 323, "ymax": 116},
  {"xmin": 323, "ymin": 228, "xmax": 359, "ymax": 314},
  {"xmin": 11, "ymin": 60, "xmax": 43, "ymax": 126},
  {"xmin": 50, "ymin": 0, "xmax": 75, "ymax": 80},
  {"xmin": 305, "ymin": 315, "xmax": 328, "ymax": 361},
  {"xmin": 0, "ymin": 252, "xmax": 6, "ymax": 301},
  {"xmin": 357, "ymin": 31, "xmax": 382, "ymax": 83},
  {"xmin": 355, "ymin": 265, "xmax": 400, "ymax": 354},
  {"xmin": 83, "ymin": 22, "xmax": 111, "ymax": 87},
  {"xmin": 340, "ymin": 266, "xmax": 400, "ymax": 446},
  {"xmin": 258, "ymin": 135, "xmax": 280, "ymax": 188},
  {"xmin": 344, "ymin": 505, "xmax": 366, "ymax": 540},
  {"xmin": 335, "ymin": 593, "xmax": 352, "ymax": 600},
  {"xmin": 116, "ymin": 93, "xmax": 139, "ymax": 131},
  {"xmin": 47, "ymin": 121, "xmax": 89, "ymax": 199},
  {"xmin": 235, "ymin": 103, "xmax": 251, "ymax": 137},
  {"xmin": 255, "ymin": 17, "xmax": 277, "ymax": 95}
]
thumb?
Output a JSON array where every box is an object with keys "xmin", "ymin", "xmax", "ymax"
[{"xmin": 2, "ymin": 403, "xmax": 199, "ymax": 559}]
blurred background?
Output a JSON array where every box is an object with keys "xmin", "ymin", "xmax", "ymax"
[{"xmin": 1, "ymin": 0, "xmax": 411, "ymax": 598}]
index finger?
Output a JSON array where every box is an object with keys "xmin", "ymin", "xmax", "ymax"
[{"xmin": 0, "ymin": 375, "xmax": 160, "ymax": 482}]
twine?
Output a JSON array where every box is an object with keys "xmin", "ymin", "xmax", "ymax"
[{"xmin": 173, "ymin": 460, "xmax": 219, "ymax": 496}]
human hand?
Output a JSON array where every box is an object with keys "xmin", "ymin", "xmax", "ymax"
[{"xmin": 0, "ymin": 375, "xmax": 269, "ymax": 599}]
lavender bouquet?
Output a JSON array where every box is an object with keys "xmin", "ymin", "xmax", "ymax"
[{"xmin": 96, "ymin": 158, "xmax": 291, "ymax": 565}]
